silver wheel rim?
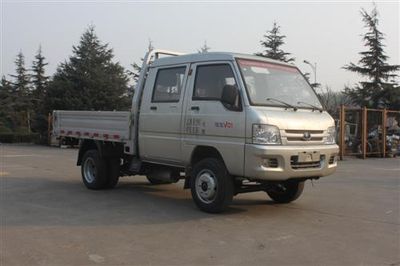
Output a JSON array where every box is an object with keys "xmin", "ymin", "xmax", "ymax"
[
  {"xmin": 195, "ymin": 169, "xmax": 218, "ymax": 204},
  {"xmin": 83, "ymin": 157, "xmax": 97, "ymax": 183}
]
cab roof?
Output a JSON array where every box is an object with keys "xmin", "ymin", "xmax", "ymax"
[{"xmin": 151, "ymin": 52, "xmax": 295, "ymax": 68}]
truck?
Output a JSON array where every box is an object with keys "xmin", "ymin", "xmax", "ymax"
[{"xmin": 53, "ymin": 49, "xmax": 339, "ymax": 213}]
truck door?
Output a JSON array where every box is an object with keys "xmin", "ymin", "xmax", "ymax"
[
  {"xmin": 139, "ymin": 65, "xmax": 189, "ymax": 165},
  {"xmin": 183, "ymin": 62, "xmax": 245, "ymax": 176}
]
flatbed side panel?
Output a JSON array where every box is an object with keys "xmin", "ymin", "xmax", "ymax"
[{"xmin": 53, "ymin": 110, "xmax": 131, "ymax": 142}]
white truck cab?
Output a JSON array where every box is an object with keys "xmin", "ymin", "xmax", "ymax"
[{"xmin": 53, "ymin": 50, "xmax": 339, "ymax": 213}]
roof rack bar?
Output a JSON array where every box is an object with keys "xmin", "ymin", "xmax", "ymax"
[{"xmin": 151, "ymin": 49, "xmax": 185, "ymax": 60}]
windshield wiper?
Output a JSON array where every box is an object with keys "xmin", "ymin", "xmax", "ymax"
[
  {"xmin": 266, "ymin": 98, "xmax": 298, "ymax": 111},
  {"xmin": 297, "ymin": 101, "xmax": 323, "ymax": 112}
]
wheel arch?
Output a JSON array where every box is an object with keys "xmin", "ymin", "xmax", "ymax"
[
  {"xmin": 77, "ymin": 140, "xmax": 100, "ymax": 166},
  {"xmin": 190, "ymin": 145, "xmax": 225, "ymax": 167},
  {"xmin": 184, "ymin": 146, "xmax": 226, "ymax": 189},
  {"xmin": 77, "ymin": 139, "xmax": 124, "ymax": 166}
]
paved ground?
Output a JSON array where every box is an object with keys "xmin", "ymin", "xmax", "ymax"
[{"xmin": 1, "ymin": 144, "xmax": 399, "ymax": 266}]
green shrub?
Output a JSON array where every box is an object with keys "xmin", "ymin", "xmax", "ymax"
[
  {"xmin": 15, "ymin": 127, "xmax": 30, "ymax": 134},
  {"xmin": 0, "ymin": 125, "xmax": 12, "ymax": 134},
  {"xmin": 0, "ymin": 133, "xmax": 40, "ymax": 143}
]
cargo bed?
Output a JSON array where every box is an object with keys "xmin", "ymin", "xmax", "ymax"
[{"xmin": 52, "ymin": 110, "xmax": 131, "ymax": 142}]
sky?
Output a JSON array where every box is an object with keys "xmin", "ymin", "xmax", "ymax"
[{"xmin": 1, "ymin": 0, "xmax": 399, "ymax": 92}]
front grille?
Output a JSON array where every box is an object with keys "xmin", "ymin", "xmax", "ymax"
[
  {"xmin": 285, "ymin": 130, "xmax": 324, "ymax": 134},
  {"xmin": 284, "ymin": 129, "xmax": 324, "ymax": 143},
  {"xmin": 329, "ymin": 155, "xmax": 336, "ymax": 164},
  {"xmin": 290, "ymin": 155, "xmax": 324, "ymax": 169},
  {"xmin": 287, "ymin": 136, "xmax": 323, "ymax": 141}
]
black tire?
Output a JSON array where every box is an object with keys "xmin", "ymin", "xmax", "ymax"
[
  {"xmin": 81, "ymin": 149, "xmax": 108, "ymax": 190},
  {"xmin": 105, "ymin": 158, "xmax": 120, "ymax": 189},
  {"xmin": 190, "ymin": 158, "xmax": 234, "ymax": 213},
  {"xmin": 266, "ymin": 180, "xmax": 305, "ymax": 203}
]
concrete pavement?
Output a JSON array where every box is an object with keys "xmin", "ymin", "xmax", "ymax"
[{"xmin": 1, "ymin": 144, "xmax": 399, "ymax": 265}]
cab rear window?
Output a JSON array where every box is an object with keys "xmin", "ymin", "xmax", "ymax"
[{"xmin": 152, "ymin": 67, "xmax": 186, "ymax": 103}]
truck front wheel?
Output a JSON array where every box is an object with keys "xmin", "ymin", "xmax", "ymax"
[
  {"xmin": 190, "ymin": 158, "xmax": 234, "ymax": 213},
  {"xmin": 266, "ymin": 180, "xmax": 305, "ymax": 203},
  {"xmin": 81, "ymin": 149, "xmax": 108, "ymax": 190}
]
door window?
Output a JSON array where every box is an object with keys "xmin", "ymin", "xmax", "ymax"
[
  {"xmin": 193, "ymin": 64, "xmax": 237, "ymax": 100},
  {"xmin": 152, "ymin": 66, "xmax": 186, "ymax": 103}
]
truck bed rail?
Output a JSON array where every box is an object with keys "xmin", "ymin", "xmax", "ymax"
[{"xmin": 53, "ymin": 110, "xmax": 131, "ymax": 142}]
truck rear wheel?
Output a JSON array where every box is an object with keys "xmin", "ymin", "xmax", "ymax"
[
  {"xmin": 81, "ymin": 149, "xmax": 108, "ymax": 190},
  {"xmin": 266, "ymin": 180, "xmax": 305, "ymax": 203},
  {"xmin": 190, "ymin": 158, "xmax": 233, "ymax": 213}
]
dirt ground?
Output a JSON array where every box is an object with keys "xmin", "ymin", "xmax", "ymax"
[{"xmin": 1, "ymin": 144, "xmax": 399, "ymax": 266}]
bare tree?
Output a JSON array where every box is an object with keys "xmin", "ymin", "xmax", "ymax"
[{"xmin": 318, "ymin": 86, "xmax": 353, "ymax": 118}]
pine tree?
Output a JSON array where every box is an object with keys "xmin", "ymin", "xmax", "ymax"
[
  {"xmin": 257, "ymin": 22, "xmax": 294, "ymax": 63},
  {"xmin": 8, "ymin": 52, "xmax": 33, "ymax": 132},
  {"xmin": 9, "ymin": 51, "xmax": 31, "ymax": 112},
  {"xmin": 45, "ymin": 26, "xmax": 130, "ymax": 112},
  {"xmin": 343, "ymin": 5, "xmax": 399, "ymax": 108},
  {"xmin": 30, "ymin": 46, "xmax": 50, "ymax": 138},
  {"xmin": 31, "ymin": 46, "xmax": 49, "ymax": 107},
  {"xmin": 0, "ymin": 76, "xmax": 15, "ymax": 132},
  {"xmin": 0, "ymin": 76, "xmax": 13, "ymax": 104}
]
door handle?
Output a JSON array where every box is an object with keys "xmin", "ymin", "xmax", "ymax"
[
  {"xmin": 191, "ymin": 106, "xmax": 200, "ymax": 111},
  {"xmin": 150, "ymin": 106, "xmax": 157, "ymax": 110}
]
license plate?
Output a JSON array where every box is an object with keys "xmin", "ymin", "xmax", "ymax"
[{"xmin": 298, "ymin": 151, "xmax": 320, "ymax": 162}]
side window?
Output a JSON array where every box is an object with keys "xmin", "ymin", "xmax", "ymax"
[
  {"xmin": 193, "ymin": 64, "xmax": 237, "ymax": 100},
  {"xmin": 152, "ymin": 66, "xmax": 186, "ymax": 103}
]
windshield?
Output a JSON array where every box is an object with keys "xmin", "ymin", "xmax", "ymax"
[{"xmin": 237, "ymin": 59, "xmax": 322, "ymax": 109}]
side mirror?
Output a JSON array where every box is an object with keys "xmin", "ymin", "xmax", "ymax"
[{"xmin": 221, "ymin": 85, "xmax": 239, "ymax": 107}]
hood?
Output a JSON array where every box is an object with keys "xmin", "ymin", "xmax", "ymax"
[{"xmin": 250, "ymin": 106, "xmax": 335, "ymax": 130}]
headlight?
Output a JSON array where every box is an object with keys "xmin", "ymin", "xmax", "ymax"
[
  {"xmin": 325, "ymin": 126, "xmax": 336, "ymax": 144},
  {"xmin": 252, "ymin": 124, "xmax": 281, "ymax": 145}
]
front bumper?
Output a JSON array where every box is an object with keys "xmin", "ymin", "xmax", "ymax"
[{"xmin": 244, "ymin": 144, "xmax": 339, "ymax": 181}]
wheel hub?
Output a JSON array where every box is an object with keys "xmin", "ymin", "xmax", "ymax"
[
  {"xmin": 195, "ymin": 170, "xmax": 217, "ymax": 204},
  {"xmin": 83, "ymin": 157, "xmax": 97, "ymax": 183}
]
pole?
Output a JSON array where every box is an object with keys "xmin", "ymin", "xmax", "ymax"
[
  {"xmin": 48, "ymin": 113, "xmax": 52, "ymax": 146},
  {"xmin": 303, "ymin": 60, "xmax": 317, "ymax": 85},
  {"xmin": 362, "ymin": 107, "xmax": 367, "ymax": 159},
  {"xmin": 382, "ymin": 109, "xmax": 386, "ymax": 158},
  {"xmin": 339, "ymin": 105, "xmax": 345, "ymax": 160},
  {"xmin": 27, "ymin": 111, "xmax": 31, "ymax": 134}
]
